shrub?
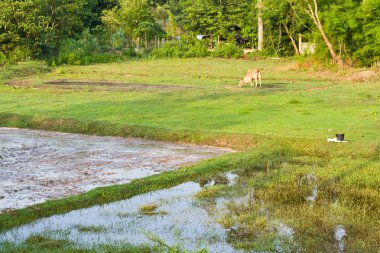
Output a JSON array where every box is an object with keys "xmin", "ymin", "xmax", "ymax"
[
  {"xmin": 55, "ymin": 38, "xmax": 84, "ymax": 65},
  {"xmin": 123, "ymin": 47, "xmax": 138, "ymax": 57},
  {"xmin": 150, "ymin": 41, "xmax": 184, "ymax": 58},
  {"xmin": 0, "ymin": 46, "xmax": 32, "ymax": 66},
  {"xmin": 0, "ymin": 61, "xmax": 51, "ymax": 82},
  {"xmin": 150, "ymin": 41, "xmax": 209, "ymax": 58},
  {"xmin": 183, "ymin": 41, "xmax": 209, "ymax": 58},
  {"xmin": 212, "ymin": 43, "xmax": 243, "ymax": 59},
  {"xmin": 0, "ymin": 52, "xmax": 7, "ymax": 66},
  {"xmin": 51, "ymin": 30, "xmax": 127, "ymax": 66},
  {"xmin": 87, "ymin": 53, "xmax": 119, "ymax": 64},
  {"xmin": 111, "ymin": 29, "xmax": 127, "ymax": 51}
]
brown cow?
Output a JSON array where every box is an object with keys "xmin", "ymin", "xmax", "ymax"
[{"xmin": 239, "ymin": 69, "xmax": 262, "ymax": 88}]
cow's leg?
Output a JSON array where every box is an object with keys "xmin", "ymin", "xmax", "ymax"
[
  {"xmin": 254, "ymin": 75, "xmax": 258, "ymax": 88},
  {"xmin": 250, "ymin": 79, "xmax": 254, "ymax": 87},
  {"xmin": 258, "ymin": 72, "xmax": 262, "ymax": 87}
]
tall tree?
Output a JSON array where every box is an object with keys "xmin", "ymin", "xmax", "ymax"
[
  {"xmin": 321, "ymin": 0, "xmax": 379, "ymax": 66},
  {"xmin": 153, "ymin": 4, "xmax": 170, "ymax": 28},
  {"xmin": 0, "ymin": 0, "xmax": 50, "ymax": 61},
  {"xmin": 355, "ymin": 0, "xmax": 380, "ymax": 66},
  {"xmin": 257, "ymin": 0, "xmax": 264, "ymax": 51},
  {"xmin": 101, "ymin": 7, "xmax": 120, "ymax": 45},
  {"xmin": 299, "ymin": 0, "xmax": 343, "ymax": 65},
  {"xmin": 101, "ymin": 0, "xmax": 157, "ymax": 48},
  {"xmin": 39, "ymin": 0, "xmax": 86, "ymax": 39},
  {"xmin": 166, "ymin": 10, "xmax": 177, "ymax": 39}
]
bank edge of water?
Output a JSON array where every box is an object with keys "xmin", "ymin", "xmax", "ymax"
[
  {"xmin": 0, "ymin": 113, "xmax": 260, "ymax": 151},
  {"xmin": 0, "ymin": 150, "xmax": 245, "ymax": 233},
  {"xmin": 0, "ymin": 113, "xmax": 377, "ymax": 158},
  {"xmin": 0, "ymin": 113, "xmax": 378, "ymax": 233}
]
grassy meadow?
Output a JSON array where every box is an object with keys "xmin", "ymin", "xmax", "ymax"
[
  {"xmin": 0, "ymin": 58, "xmax": 379, "ymax": 252},
  {"xmin": 1, "ymin": 58, "xmax": 379, "ymax": 143}
]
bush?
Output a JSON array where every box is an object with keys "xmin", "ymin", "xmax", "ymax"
[
  {"xmin": 150, "ymin": 41, "xmax": 209, "ymax": 58},
  {"xmin": 0, "ymin": 52, "xmax": 7, "ymax": 66},
  {"xmin": 246, "ymin": 49, "xmax": 275, "ymax": 61},
  {"xmin": 87, "ymin": 53, "xmax": 120, "ymax": 64},
  {"xmin": 123, "ymin": 47, "xmax": 138, "ymax": 57},
  {"xmin": 54, "ymin": 29, "xmax": 102, "ymax": 65},
  {"xmin": 0, "ymin": 61, "xmax": 51, "ymax": 82},
  {"xmin": 51, "ymin": 30, "xmax": 128, "ymax": 66},
  {"xmin": 150, "ymin": 41, "xmax": 184, "ymax": 58},
  {"xmin": 211, "ymin": 43, "xmax": 243, "ymax": 59},
  {"xmin": 0, "ymin": 46, "xmax": 32, "ymax": 66},
  {"xmin": 52, "ymin": 52, "xmax": 121, "ymax": 66},
  {"xmin": 184, "ymin": 41, "xmax": 209, "ymax": 58},
  {"xmin": 111, "ymin": 29, "xmax": 127, "ymax": 50}
]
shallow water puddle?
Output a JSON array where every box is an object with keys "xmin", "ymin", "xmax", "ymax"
[
  {"xmin": 335, "ymin": 225, "xmax": 346, "ymax": 253},
  {"xmin": 225, "ymin": 171, "xmax": 238, "ymax": 186},
  {"xmin": 0, "ymin": 182, "xmax": 241, "ymax": 252},
  {"xmin": 0, "ymin": 127, "xmax": 232, "ymax": 212}
]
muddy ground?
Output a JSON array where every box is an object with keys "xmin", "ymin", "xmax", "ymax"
[
  {"xmin": 6, "ymin": 80, "xmax": 199, "ymax": 92},
  {"xmin": 0, "ymin": 128, "xmax": 232, "ymax": 212}
]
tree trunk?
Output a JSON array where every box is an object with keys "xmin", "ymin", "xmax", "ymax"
[
  {"xmin": 283, "ymin": 23, "xmax": 300, "ymax": 55},
  {"xmin": 258, "ymin": 15, "xmax": 263, "ymax": 51},
  {"xmin": 136, "ymin": 37, "xmax": 140, "ymax": 50},
  {"xmin": 304, "ymin": 0, "xmax": 343, "ymax": 66},
  {"xmin": 277, "ymin": 23, "xmax": 282, "ymax": 53},
  {"xmin": 145, "ymin": 31, "xmax": 148, "ymax": 48},
  {"xmin": 257, "ymin": 0, "xmax": 264, "ymax": 51}
]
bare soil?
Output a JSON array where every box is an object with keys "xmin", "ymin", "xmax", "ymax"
[
  {"xmin": 6, "ymin": 80, "xmax": 199, "ymax": 92},
  {"xmin": 0, "ymin": 128, "xmax": 232, "ymax": 212}
]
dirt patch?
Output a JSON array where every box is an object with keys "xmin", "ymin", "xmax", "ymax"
[
  {"xmin": 262, "ymin": 84, "xmax": 284, "ymax": 89},
  {"xmin": 351, "ymin": 70, "xmax": 378, "ymax": 82},
  {"xmin": 6, "ymin": 80, "xmax": 199, "ymax": 92},
  {"xmin": 0, "ymin": 128, "xmax": 232, "ymax": 212},
  {"xmin": 224, "ymin": 83, "xmax": 283, "ymax": 91}
]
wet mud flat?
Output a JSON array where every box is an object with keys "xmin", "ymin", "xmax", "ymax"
[{"xmin": 0, "ymin": 127, "xmax": 232, "ymax": 212}]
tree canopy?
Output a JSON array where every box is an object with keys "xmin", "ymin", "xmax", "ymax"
[{"xmin": 0, "ymin": 0, "xmax": 378, "ymax": 66}]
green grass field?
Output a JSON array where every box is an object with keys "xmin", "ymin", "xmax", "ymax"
[
  {"xmin": 0, "ymin": 59, "xmax": 379, "ymax": 143},
  {"xmin": 0, "ymin": 58, "xmax": 379, "ymax": 252}
]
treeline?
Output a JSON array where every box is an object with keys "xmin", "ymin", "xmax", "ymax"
[{"xmin": 0, "ymin": 0, "xmax": 378, "ymax": 67}]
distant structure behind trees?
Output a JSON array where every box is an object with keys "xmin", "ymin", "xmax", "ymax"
[{"xmin": 299, "ymin": 35, "xmax": 316, "ymax": 55}]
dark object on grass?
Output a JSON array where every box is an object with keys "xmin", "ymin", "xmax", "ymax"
[{"xmin": 336, "ymin": 133, "xmax": 345, "ymax": 141}]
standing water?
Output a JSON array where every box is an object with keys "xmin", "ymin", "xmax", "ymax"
[
  {"xmin": 0, "ymin": 182, "xmax": 242, "ymax": 252},
  {"xmin": 335, "ymin": 225, "xmax": 346, "ymax": 253}
]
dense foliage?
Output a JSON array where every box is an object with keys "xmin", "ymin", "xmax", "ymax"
[
  {"xmin": 150, "ymin": 40, "xmax": 210, "ymax": 58},
  {"xmin": 0, "ymin": 0, "xmax": 378, "ymax": 66}
]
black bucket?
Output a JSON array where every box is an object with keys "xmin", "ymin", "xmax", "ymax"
[{"xmin": 336, "ymin": 133, "xmax": 345, "ymax": 141}]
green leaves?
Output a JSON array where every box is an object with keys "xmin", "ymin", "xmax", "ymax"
[
  {"xmin": 0, "ymin": 0, "xmax": 378, "ymax": 66},
  {"xmin": 0, "ymin": 0, "xmax": 50, "ymax": 64},
  {"xmin": 320, "ymin": 0, "xmax": 380, "ymax": 66}
]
